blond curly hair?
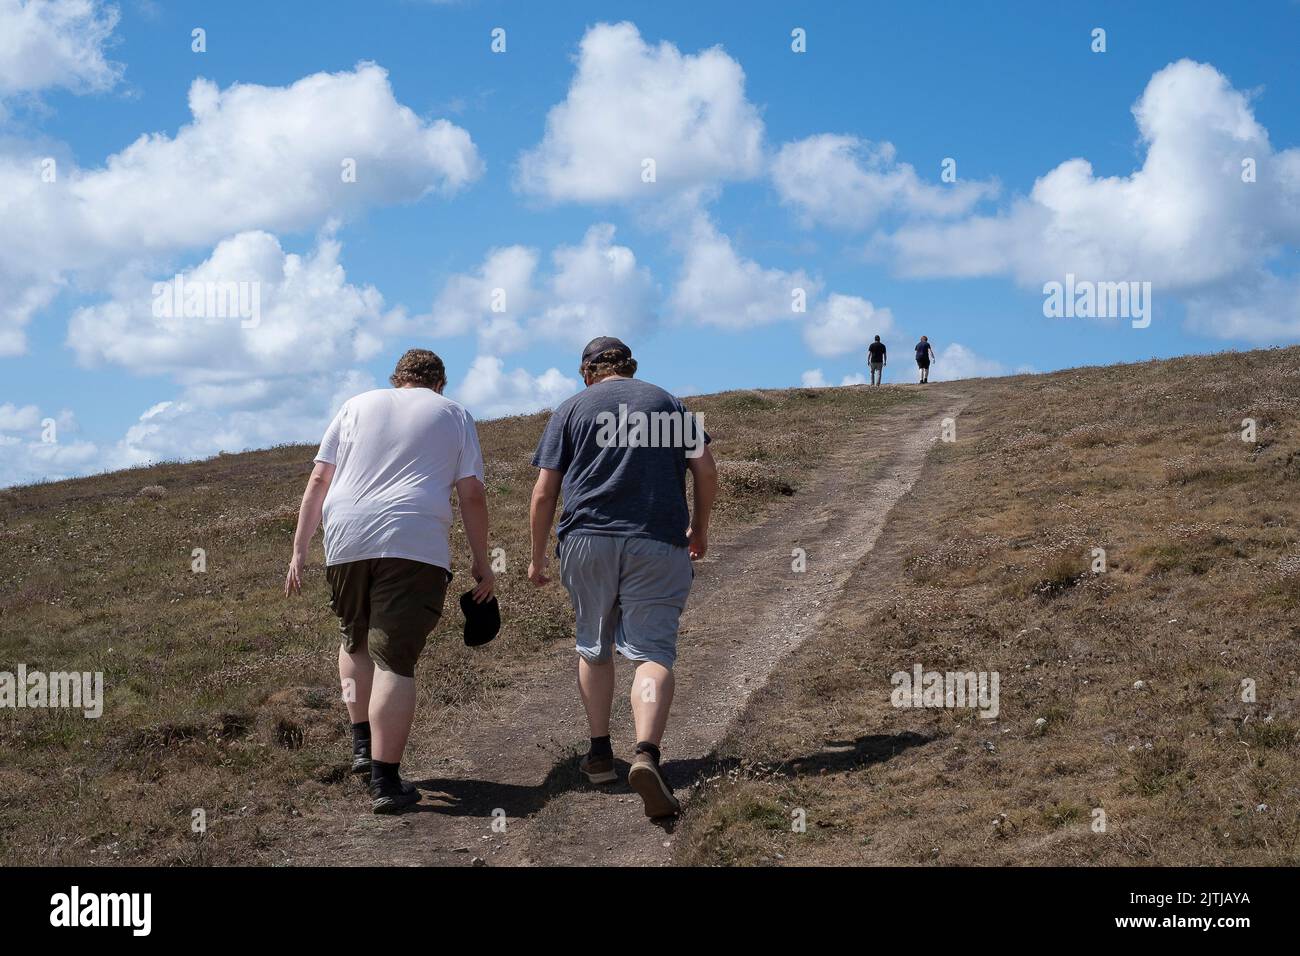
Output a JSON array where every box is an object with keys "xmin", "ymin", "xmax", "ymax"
[{"xmin": 390, "ymin": 349, "xmax": 447, "ymax": 390}]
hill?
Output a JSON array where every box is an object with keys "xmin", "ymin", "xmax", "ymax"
[{"xmin": 1, "ymin": 349, "xmax": 1297, "ymax": 865}]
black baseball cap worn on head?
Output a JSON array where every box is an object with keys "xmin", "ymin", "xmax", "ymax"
[
  {"xmin": 581, "ymin": 336, "xmax": 632, "ymax": 366},
  {"xmin": 460, "ymin": 589, "xmax": 500, "ymax": 647}
]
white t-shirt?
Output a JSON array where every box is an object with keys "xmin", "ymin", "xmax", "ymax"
[{"xmin": 314, "ymin": 387, "xmax": 484, "ymax": 570}]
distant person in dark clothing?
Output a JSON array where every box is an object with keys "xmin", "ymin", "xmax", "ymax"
[
  {"xmin": 866, "ymin": 336, "xmax": 887, "ymax": 385},
  {"xmin": 915, "ymin": 336, "xmax": 936, "ymax": 384}
]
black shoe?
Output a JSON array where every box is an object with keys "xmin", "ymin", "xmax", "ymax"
[
  {"xmin": 351, "ymin": 749, "xmax": 372, "ymax": 776},
  {"xmin": 369, "ymin": 778, "xmax": 420, "ymax": 814}
]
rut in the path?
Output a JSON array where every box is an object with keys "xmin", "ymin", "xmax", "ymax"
[{"xmin": 287, "ymin": 389, "xmax": 969, "ymax": 867}]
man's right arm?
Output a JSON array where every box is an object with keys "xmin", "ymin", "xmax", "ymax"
[
  {"xmin": 529, "ymin": 468, "xmax": 563, "ymax": 586},
  {"xmin": 285, "ymin": 461, "xmax": 334, "ymax": 597}
]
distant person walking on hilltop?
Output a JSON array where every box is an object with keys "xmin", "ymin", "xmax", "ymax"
[
  {"xmin": 915, "ymin": 336, "xmax": 936, "ymax": 384},
  {"xmin": 528, "ymin": 336, "xmax": 718, "ymax": 820},
  {"xmin": 284, "ymin": 349, "xmax": 495, "ymax": 814},
  {"xmin": 867, "ymin": 335, "xmax": 887, "ymax": 385}
]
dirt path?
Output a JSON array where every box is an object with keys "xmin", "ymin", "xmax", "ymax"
[{"xmin": 286, "ymin": 386, "xmax": 970, "ymax": 866}]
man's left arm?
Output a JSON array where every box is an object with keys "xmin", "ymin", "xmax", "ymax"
[
  {"xmin": 456, "ymin": 475, "xmax": 495, "ymax": 602},
  {"xmin": 686, "ymin": 445, "xmax": 718, "ymax": 560}
]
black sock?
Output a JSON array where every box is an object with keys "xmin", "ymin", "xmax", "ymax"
[
  {"xmin": 589, "ymin": 735, "xmax": 613, "ymax": 759},
  {"xmin": 351, "ymin": 721, "xmax": 371, "ymax": 752},
  {"xmin": 371, "ymin": 759, "xmax": 400, "ymax": 787},
  {"xmin": 634, "ymin": 741, "xmax": 661, "ymax": 765}
]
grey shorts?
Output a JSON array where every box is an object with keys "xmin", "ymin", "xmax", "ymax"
[{"xmin": 558, "ymin": 534, "xmax": 694, "ymax": 669}]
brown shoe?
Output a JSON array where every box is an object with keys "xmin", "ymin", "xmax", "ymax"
[
  {"xmin": 580, "ymin": 752, "xmax": 617, "ymax": 784},
  {"xmin": 627, "ymin": 753, "xmax": 680, "ymax": 818}
]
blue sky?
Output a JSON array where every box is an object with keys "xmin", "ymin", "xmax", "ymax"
[{"xmin": 2, "ymin": 0, "xmax": 1300, "ymax": 485}]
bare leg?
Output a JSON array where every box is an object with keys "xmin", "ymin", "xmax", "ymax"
[
  {"xmin": 578, "ymin": 657, "xmax": 616, "ymax": 736},
  {"xmin": 369, "ymin": 667, "xmax": 416, "ymax": 763},
  {"xmin": 630, "ymin": 662, "xmax": 675, "ymax": 746},
  {"xmin": 339, "ymin": 643, "xmax": 374, "ymax": 724}
]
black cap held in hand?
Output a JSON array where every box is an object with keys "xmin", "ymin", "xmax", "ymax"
[
  {"xmin": 460, "ymin": 590, "xmax": 500, "ymax": 647},
  {"xmin": 580, "ymin": 336, "xmax": 632, "ymax": 366}
]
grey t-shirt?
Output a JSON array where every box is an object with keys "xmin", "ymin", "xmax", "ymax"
[{"xmin": 532, "ymin": 378, "xmax": 709, "ymax": 547}]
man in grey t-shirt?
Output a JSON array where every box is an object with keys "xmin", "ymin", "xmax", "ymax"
[{"xmin": 529, "ymin": 337, "xmax": 718, "ymax": 819}]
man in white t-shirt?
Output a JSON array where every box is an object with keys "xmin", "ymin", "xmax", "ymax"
[{"xmin": 284, "ymin": 349, "xmax": 495, "ymax": 814}]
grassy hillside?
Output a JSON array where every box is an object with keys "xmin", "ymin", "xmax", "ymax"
[
  {"xmin": 0, "ymin": 384, "xmax": 911, "ymax": 865},
  {"xmin": 5, "ymin": 346, "xmax": 1299, "ymax": 867},
  {"xmin": 677, "ymin": 347, "xmax": 1300, "ymax": 865}
]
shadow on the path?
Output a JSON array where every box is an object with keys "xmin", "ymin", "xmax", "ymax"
[
  {"xmin": 409, "ymin": 730, "xmax": 933, "ymax": 823},
  {"xmin": 663, "ymin": 730, "xmax": 934, "ymax": 784},
  {"xmin": 411, "ymin": 753, "xmax": 583, "ymax": 818}
]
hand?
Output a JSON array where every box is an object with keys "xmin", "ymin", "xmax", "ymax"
[
  {"xmin": 284, "ymin": 550, "xmax": 307, "ymax": 596},
  {"xmin": 469, "ymin": 557, "xmax": 496, "ymax": 603},
  {"xmin": 528, "ymin": 558, "xmax": 551, "ymax": 587},
  {"xmin": 687, "ymin": 526, "xmax": 708, "ymax": 561}
]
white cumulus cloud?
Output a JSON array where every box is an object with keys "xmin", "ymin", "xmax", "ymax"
[
  {"xmin": 802, "ymin": 293, "xmax": 894, "ymax": 357},
  {"xmin": 429, "ymin": 224, "xmax": 656, "ymax": 353},
  {"xmin": 67, "ymin": 228, "xmax": 395, "ymax": 380},
  {"xmin": 103, "ymin": 369, "xmax": 377, "ymax": 473},
  {"xmin": 670, "ymin": 216, "xmax": 818, "ymax": 329},
  {"xmin": 430, "ymin": 244, "xmax": 541, "ymax": 346},
  {"xmin": 875, "ymin": 60, "xmax": 1300, "ymax": 341},
  {"xmin": 800, "ymin": 369, "xmax": 867, "ymax": 388},
  {"xmin": 927, "ymin": 342, "xmax": 1013, "ymax": 382},
  {"xmin": 0, "ymin": 62, "xmax": 481, "ymax": 354},
  {"xmin": 0, "ymin": 0, "xmax": 123, "ymax": 101},
  {"xmin": 56, "ymin": 230, "xmax": 399, "ymax": 471},
  {"xmin": 516, "ymin": 21, "xmax": 764, "ymax": 203},
  {"xmin": 0, "ymin": 401, "xmax": 42, "ymax": 430},
  {"xmin": 452, "ymin": 355, "xmax": 580, "ymax": 419},
  {"xmin": 0, "ymin": 406, "xmax": 96, "ymax": 487},
  {"xmin": 772, "ymin": 134, "xmax": 996, "ymax": 230}
]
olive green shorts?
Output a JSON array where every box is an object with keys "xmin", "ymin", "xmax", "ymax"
[{"xmin": 326, "ymin": 558, "xmax": 450, "ymax": 678}]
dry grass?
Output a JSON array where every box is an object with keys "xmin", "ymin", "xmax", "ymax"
[
  {"xmin": 0, "ymin": 383, "xmax": 911, "ymax": 865},
  {"xmin": 675, "ymin": 347, "xmax": 1300, "ymax": 866}
]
